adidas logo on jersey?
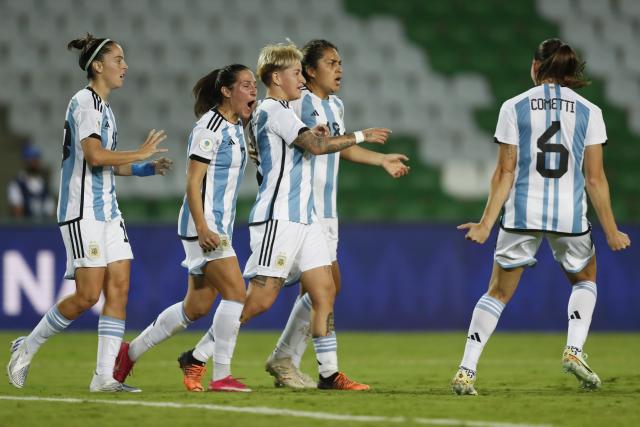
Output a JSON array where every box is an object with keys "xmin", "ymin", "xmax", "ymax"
[
  {"xmin": 228, "ymin": 139, "xmax": 236, "ymax": 146},
  {"xmin": 104, "ymin": 120, "xmax": 110, "ymax": 128},
  {"xmin": 311, "ymin": 110, "xmax": 320, "ymax": 117},
  {"xmin": 467, "ymin": 332, "xmax": 481, "ymax": 343}
]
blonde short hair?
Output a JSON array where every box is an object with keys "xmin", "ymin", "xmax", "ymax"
[{"xmin": 256, "ymin": 43, "xmax": 303, "ymax": 86}]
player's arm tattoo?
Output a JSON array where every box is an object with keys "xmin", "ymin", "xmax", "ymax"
[{"xmin": 294, "ymin": 131, "xmax": 356, "ymax": 155}]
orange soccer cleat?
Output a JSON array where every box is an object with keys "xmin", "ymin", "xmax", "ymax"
[
  {"xmin": 177, "ymin": 349, "xmax": 206, "ymax": 392},
  {"xmin": 317, "ymin": 372, "xmax": 370, "ymax": 391}
]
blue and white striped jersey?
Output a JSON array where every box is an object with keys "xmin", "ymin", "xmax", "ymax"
[
  {"xmin": 495, "ymin": 83, "xmax": 607, "ymax": 234},
  {"xmin": 291, "ymin": 87, "xmax": 345, "ymax": 219},
  {"xmin": 248, "ymin": 98, "xmax": 313, "ymax": 225},
  {"xmin": 178, "ymin": 109, "xmax": 247, "ymax": 240},
  {"xmin": 57, "ymin": 87, "xmax": 120, "ymax": 224}
]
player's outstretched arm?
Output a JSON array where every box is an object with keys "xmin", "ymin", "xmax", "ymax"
[
  {"xmin": 458, "ymin": 143, "xmax": 517, "ymax": 244},
  {"xmin": 293, "ymin": 127, "xmax": 391, "ymax": 155},
  {"xmin": 186, "ymin": 159, "xmax": 220, "ymax": 252},
  {"xmin": 583, "ymin": 144, "xmax": 630, "ymax": 251},
  {"xmin": 341, "ymin": 146, "xmax": 410, "ymax": 178},
  {"xmin": 82, "ymin": 129, "xmax": 168, "ymax": 168}
]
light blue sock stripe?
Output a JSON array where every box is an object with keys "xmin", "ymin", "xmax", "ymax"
[
  {"xmin": 51, "ymin": 306, "xmax": 72, "ymax": 326},
  {"xmin": 99, "ymin": 315, "xmax": 125, "ymax": 326},
  {"xmin": 478, "ymin": 297, "xmax": 504, "ymax": 313},
  {"xmin": 476, "ymin": 302, "xmax": 502, "ymax": 319},
  {"xmin": 315, "ymin": 347, "xmax": 337, "ymax": 354},
  {"xmin": 573, "ymin": 281, "xmax": 597, "ymax": 298},
  {"xmin": 46, "ymin": 312, "xmax": 67, "ymax": 332},
  {"xmin": 99, "ymin": 320, "xmax": 126, "ymax": 328},
  {"xmin": 300, "ymin": 294, "xmax": 312, "ymax": 311},
  {"xmin": 480, "ymin": 294, "xmax": 505, "ymax": 310}
]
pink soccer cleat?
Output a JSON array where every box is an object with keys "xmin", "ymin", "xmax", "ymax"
[{"xmin": 208, "ymin": 375, "xmax": 252, "ymax": 392}]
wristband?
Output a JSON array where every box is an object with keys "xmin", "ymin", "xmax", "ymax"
[
  {"xmin": 131, "ymin": 162, "xmax": 155, "ymax": 177},
  {"xmin": 354, "ymin": 131, "xmax": 365, "ymax": 144}
]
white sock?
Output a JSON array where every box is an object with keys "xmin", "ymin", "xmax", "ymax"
[
  {"xmin": 273, "ymin": 293, "xmax": 312, "ymax": 367},
  {"xmin": 566, "ymin": 281, "xmax": 597, "ymax": 351},
  {"xmin": 23, "ymin": 305, "xmax": 73, "ymax": 361},
  {"xmin": 212, "ymin": 300, "xmax": 243, "ymax": 381},
  {"xmin": 460, "ymin": 294, "xmax": 505, "ymax": 372},
  {"xmin": 192, "ymin": 329, "xmax": 215, "ymax": 364},
  {"xmin": 96, "ymin": 315, "xmax": 125, "ymax": 378},
  {"xmin": 128, "ymin": 302, "xmax": 193, "ymax": 361},
  {"xmin": 313, "ymin": 332, "xmax": 338, "ymax": 378}
]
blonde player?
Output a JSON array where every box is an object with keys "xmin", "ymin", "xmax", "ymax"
[
  {"xmin": 182, "ymin": 42, "xmax": 390, "ymax": 390},
  {"xmin": 113, "ymin": 65, "xmax": 257, "ymax": 393},
  {"xmin": 7, "ymin": 33, "xmax": 170, "ymax": 392},
  {"xmin": 451, "ymin": 39, "xmax": 630, "ymax": 396},
  {"xmin": 264, "ymin": 39, "xmax": 410, "ymax": 388}
]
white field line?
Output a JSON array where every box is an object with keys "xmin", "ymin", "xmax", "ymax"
[{"xmin": 0, "ymin": 396, "xmax": 552, "ymax": 427}]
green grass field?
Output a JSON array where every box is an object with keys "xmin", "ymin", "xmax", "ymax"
[{"xmin": 0, "ymin": 331, "xmax": 638, "ymax": 427}]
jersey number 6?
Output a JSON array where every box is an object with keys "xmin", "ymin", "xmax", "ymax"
[{"xmin": 536, "ymin": 121, "xmax": 568, "ymax": 179}]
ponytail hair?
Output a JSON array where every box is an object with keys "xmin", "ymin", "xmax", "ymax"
[
  {"xmin": 193, "ymin": 64, "xmax": 250, "ymax": 118},
  {"xmin": 534, "ymin": 38, "xmax": 589, "ymax": 89},
  {"xmin": 67, "ymin": 33, "xmax": 116, "ymax": 80}
]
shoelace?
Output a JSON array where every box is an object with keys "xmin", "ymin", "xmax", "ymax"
[
  {"xmin": 184, "ymin": 364, "xmax": 206, "ymax": 379},
  {"xmin": 334, "ymin": 373, "xmax": 357, "ymax": 388}
]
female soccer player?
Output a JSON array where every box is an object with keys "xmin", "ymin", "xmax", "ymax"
[
  {"xmin": 451, "ymin": 38, "xmax": 631, "ymax": 395},
  {"xmin": 7, "ymin": 33, "xmax": 170, "ymax": 392},
  {"xmin": 113, "ymin": 65, "xmax": 257, "ymax": 393},
  {"xmin": 181, "ymin": 42, "xmax": 390, "ymax": 391},
  {"xmin": 264, "ymin": 39, "xmax": 410, "ymax": 388}
]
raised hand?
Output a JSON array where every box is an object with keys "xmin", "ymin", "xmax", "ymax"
[
  {"xmin": 138, "ymin": 129, "xmax": 168, "ymax": 160},
  {"xmin": 361, "ymin": 128, "xmax": 392, "ymax": 144},
  {"xmin": 382, "ymin": 153, "xmax": 410, "ymax": 178},
  {"xmin": 153, "ymin": 157, "xmax": 173, "ymax": 176},
  {"xmin": 457, "ymin": 222, "xmax": 491, "ymax": 244}
]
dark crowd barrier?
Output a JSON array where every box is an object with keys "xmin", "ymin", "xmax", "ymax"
[{"xmin": 1, "ymin": 223, "xmax": 638, "ymax": 331}]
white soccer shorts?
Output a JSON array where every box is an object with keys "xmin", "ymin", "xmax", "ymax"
[
  {"xmin": 59, "ymin": 216, "xmax": 134, "ymax": 279},
  {"xmin": 494, "ymin": 228, "xmax": 595, "ymax": 273},
  {"xmin": 181, "ymin": 234, "xmax": 236, "ymax": 276},
  {"xmin": 243, "ymin": 219, "xmax": 331, "ymax": 283},
  {"xmin": 318, "ymin": 217, "xmax": 339, "ymax": 262}
]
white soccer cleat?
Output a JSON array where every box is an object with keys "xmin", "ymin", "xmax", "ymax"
[
  {"xmin": 7, "ymin": 336, "xmax": 30, "ymax": 389},
  {"xmin": 265, "ymin": 355, "xmax": 316, "ymax": 389},
  {"xmin": 90, "ymin": 372, "xmax": 141, "ymax": 392},
  {"xmin": 562, "ymin": 347, "xmax": 601, "ymax": 390},
  {"xmin": 452, "ymin": 366, "xmax": 478, "ymax": 396}
]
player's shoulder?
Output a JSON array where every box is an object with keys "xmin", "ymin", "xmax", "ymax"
[
  {"xmin": 194, "ymin": 108, "xmax": 232, "ymax": 137},
  {"xmin": 72, "ymin": 87, "xmax": 104, "ymax": 112},
  {"xmin": 564, "ymin": 87, "xmax": 602, "ymax": 114},
  {"xmin": 260, "ymin": 97, "xmax": 292, "ymax": 112},
  {"xmin": 329, "ymin": 94, "xmax": 344, "ymax": 108}
]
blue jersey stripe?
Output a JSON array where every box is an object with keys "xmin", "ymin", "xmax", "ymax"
[
  {"xmin": 213, "ymin": 127, "xmax": 232, "ymax": 233},
  {"xmin": 551, "ymin": 84, "xmax": 561, "ymax": 231},
  {"xmin": 300, "ymin": 94, "xmax": 316, "ymax": 127},
  {"xmin": 92, "ymin": 108, "xmax": 110, "ymax": 221},
  {"xmin": 249, "ymin": 110, "xmax": 271, "ymax": 222},
  {"xmin": 514, "ymin": 98, "xmax": 532, "ymax": 228},
  {"xmin": 541, "ymin": 84, "xmax": 551, "ymax": 230},
  {"xmin": 321, "ymin": 99, "xmax": 338, "ymax": 218},
  {"xmin": 288, "ymin": 147, "xmax": 303, "ymax": 222},
  {"xmin": 58, "ymin": 99, "xmax": 79, "ymax": 221},
  {"xmin": 307, "ymin": 156, "xmax": 315, "ymax": 223},
  {"xmin": 572, "ymin": 101, "xmax": 590, "ymax": 233},
  {"xmin": 107, "ymin": 107, "xmax": 119, "ymax": 219},
  {"xmin": 227, "ymin": 125, "xmax": 246, "ymax": 235}
]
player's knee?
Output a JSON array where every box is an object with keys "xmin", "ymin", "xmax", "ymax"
[{"xmin": 74, "ymin": 290, "xmax": 101, "ymax": 310}]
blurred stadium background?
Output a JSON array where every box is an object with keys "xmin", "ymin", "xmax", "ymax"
[{"xmin": 0, "ymin": 0, "xmax": 638, "ymax": 332}]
